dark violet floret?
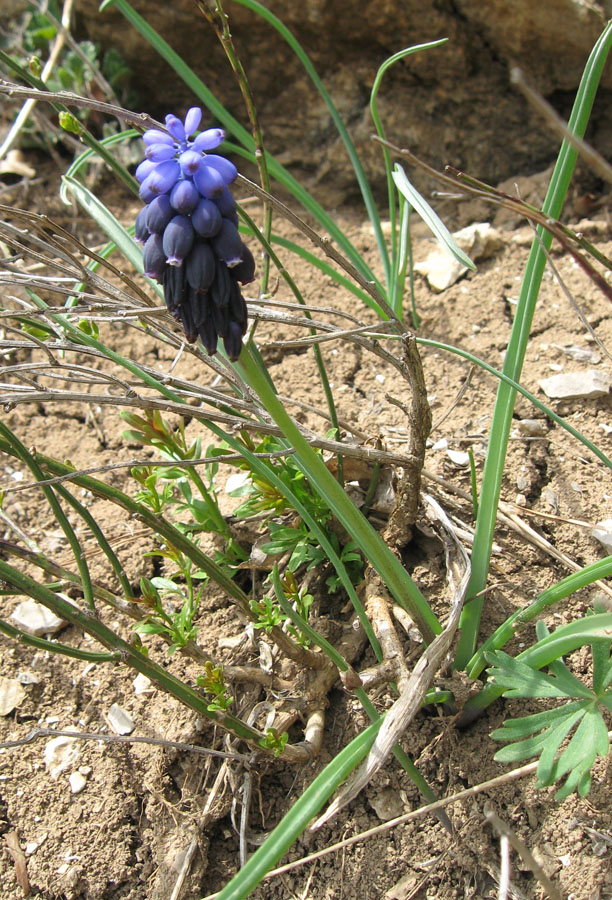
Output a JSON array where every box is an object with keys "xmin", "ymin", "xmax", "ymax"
[
  {"xmin": 163, "ymin": 214, "xmax": 194, "ymax": 266},
  {"xmin": 170, "ymin": 179, "xmax": 199, "ymax": 214},
  {"xmin": 223, "ymin": 320, "xmax": 244, "ymax": 362},
  {"xmin": 211, "ymin": 218, "xmax": 244, "ymax": 267},
  {"xmin": 145, "ymin": 194, "xmax": 174, "ymax": 234},
  {"xmin": 229, "ymin": 279, "xmax": 249, "ymax": 329},
  {"xmin": 188, "ymin": 285, "xmax": 208, "ymax": 328},
  {"xmin": 231, "ymin": 245, "xmax": 256, "ymax": 284},
  {"xmin": 214, "ymin": 185, "xmax": 237, "ymax": 219},
  {"xmin": 191, "ymin": 197, "xmax": 222, "ymax": 238},
  {"xmin": 163, "ymin": 264, "xmax": 187, "ymax": 312},
  {"xmin": 198, "ymin": 317, "xmax": 218, "ymax": 356},
  {"xmin": 134, "ymin": 206, "xmax": 150, "ymax": 245},
  {"xmin": 210, "ymin": 259, "xmax": 231, "ymax": 308},
  {"xmin": 143, "ymin": 233, "xmax": 166, "ymax": 281},
  {"xmin": 185, "ymin": 241, "xmax": 216, "ymax": 292}
]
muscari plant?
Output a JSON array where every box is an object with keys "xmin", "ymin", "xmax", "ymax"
[{"xmin": 0, "ymin": 2, "xmax": 612, "ymax": 897}]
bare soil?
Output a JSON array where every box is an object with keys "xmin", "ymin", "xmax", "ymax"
[{"xmin": 1, "ymin": 156, "xmax": 612, "ymax": 900}]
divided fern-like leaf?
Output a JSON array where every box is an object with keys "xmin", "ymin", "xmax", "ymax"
[{"xmin": 486, "ymin": 622, "xmax": 612, "ymax": 800}]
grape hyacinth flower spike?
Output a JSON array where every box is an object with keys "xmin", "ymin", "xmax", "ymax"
[{"xmin": 135, "ymin": 107, "xmax": 253, "ymax": 361}]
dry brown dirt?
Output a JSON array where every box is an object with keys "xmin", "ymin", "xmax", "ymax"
[{"xmin": 0, "ymin": 151, "xmax": 611, "ymax": 900}]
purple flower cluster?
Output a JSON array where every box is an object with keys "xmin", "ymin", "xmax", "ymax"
[{"xmin": 135, "ymin": 107, "xmax": 254, "ymax": 361}]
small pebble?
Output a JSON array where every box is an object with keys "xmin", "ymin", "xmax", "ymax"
[
  {"xmin": 11, "ymin": 600, "xmax": 65, "ymax": 636},
  {"xmin": 132, "ymin": 673, "xmax": 154, "ymax": 696},
  {"xmin": 0, "ymin": 676, "xmax": 26, "ymax": 716},
  {"xmin": 44, "ymin": 734, "xmax": 79, "ymax": 780},
  {"xmin": 69, "ymin": 772, "xmax": 87, "ymax": 795},
  {"xmin": 592, "ymin": 520, "xmax": 612, "ymax": 552},
  {"xmin": 107, "ymin": 703, "xmax": 135, "ymax": 735},
  {"xmin": 518, "ymin": 418, "xmax": 547, "ymax": 436},
  {"xmin": 539, "ymin": 370, "xmax": 611, "ymax": 400}
]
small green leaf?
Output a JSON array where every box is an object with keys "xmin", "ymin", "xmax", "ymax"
[{"xmin": 392, "ymin": 164, "xmax": 475, "ymax": 271}]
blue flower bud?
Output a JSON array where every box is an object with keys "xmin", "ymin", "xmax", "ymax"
[
  {"xmin": 201, "ymin": 154, "xmax": 237, "ymax": 185},
  {"xmin": 185, "ymin": 241, "xmax": 216, "ymax": 292},
  {"xmin": 143, "ymin": 233, "xmax": 166, "ymax": 281},
  {"xmin": 211, "ymin": 218, "xmax": 244, "ymax": 267},
  {"xmin": 223, "ymin": 320, "xmax": 244, "ymax": 361},
  {"xmin": 191, "ymin": 198, "xmax": 222, "ymax": 237},
  {"xmin": 170, "ymin": 178, "xmax": 199, "ymax": 214},
  {"xmin": 145, "ymin": 194, "xmax": 174, "ymax": 234},
  {"xmin": 165, "ymin": 114, "xmax": 185, "ymax": 142},
  {"xmin": 214, "ymin": 185, "xmax": 237, "ymax": 219},
  {"xmin": 134, "ymin": 206, "xmax": 150, "ymax": 245},
  {"xmin": 143, "ymin": 129, "xmax": 174, "ymax": 146},
  {"xmin": 193, "ymin": 128, "xmax": 225, "ymax": 152},
  {"xmin": 231, "ymin": 244, "xmax": 256, "ymax": 284},
  {"xmin": 145, "ymin": 143, "xmax": 176, "ymax": 162},
  {"xmin": 163, "ymin": 215, "xmax": 194, "ymax": 266},
  {"xmin": 141, "ymin": 159, "xmax": 181, "ymax": 196},
  {"xmin": 193, "ymin": 164, "xmax": 225, "ymax": 199},
  {"xmin": 135, "ymin": 158, "xmax": 156, "ymax": 183},
  {"xmin": 184, "ymin": 107, "xmax": 202, "ymax": 138},
  {"xmin": 179, "ymin": 150, "xmax": 203, "ymax": 177}
]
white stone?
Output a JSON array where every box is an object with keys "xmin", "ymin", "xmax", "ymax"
[
  {"xmin": 107, "ymin": 703, "xmax": 135, "ymax": 735},
  {"xmin": 539, "ymin": 370, "xmax": 611, "ymax": 400},
  {"xmin": 132, "ymin": 673, "xmax": 154, "ymax": 696},
  {"xmin": 11, "ymin": 599, "xmax": 66, "ymax": 636},
  {"xmin": 69, "ymin": 772, "xmax": 87, "ymax": 795},
  {"xmin": 591, "ymin": 520, "xmax": 612, "ymax": 553},
  {"xmin": 44, "ymin": 734, "xmax": 79, "ymax": 780},
  {"xmin": 0, "ymin": 676, "xmax": 25, "ymax": 716},
  {"xmin": 415, "ymin": 222, "xmax": 502, "ymax": 292},
  {"xmin": 446, "ymin": 448, "xmax": 470, "ymax": 466}
]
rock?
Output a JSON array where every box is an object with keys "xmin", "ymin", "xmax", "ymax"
[
  {"xmin": 11, "ymin": 600, "xmax": 66, "ymax": 636},
  {"xmin": 553, "ymin": 344, "xmax": 601, "ymax": 364},
  {"xmin": 517, "ymin": 418, "xmax": 547, "ymax": 436},
  {"xmin": 132, "ymin": 673, "xmax": 154, "ymax": 696},
  {"xmin": 107, "ymin": 703, "xmax": 135, "ymax": 735},
  {"xmin": 0, "ymin": 676, "xmax": 26, "ymax": 716},
  {"xmin": 592, "ymin": 520, "xmax": 612, "ymax": 553},
  {"xmin": 44, "ymin": 734, "xmax": 79, "ymax": 780},
  {"xmin": 446, "ymin": 448, "xmax": 470, "ymax": 466},
  {"xmin": 369, "ymin": 786, "xmax": 404, "ymax": 821},
  {"xmin": 414, "ymin": 252, "xmax": 466, "ymax": 292},
  {"xmin": 68, "ymin": 772, "xmax": 87, "ymax": 795},
  {"xmin": 415, "ymin": 222, "xmax": 502, "ymax": 291},
  {"xmin": 539, "ymin": 370, "xmax": 611, "ymax": 400}
]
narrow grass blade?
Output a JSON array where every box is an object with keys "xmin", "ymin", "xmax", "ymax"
[
  {"xmin": 238, "ymin": 345, "xmax": 441, "ymax": 643},
  {"xmin": 456, "ymin": 20, "xmax": 612, "ymax": 668}
]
